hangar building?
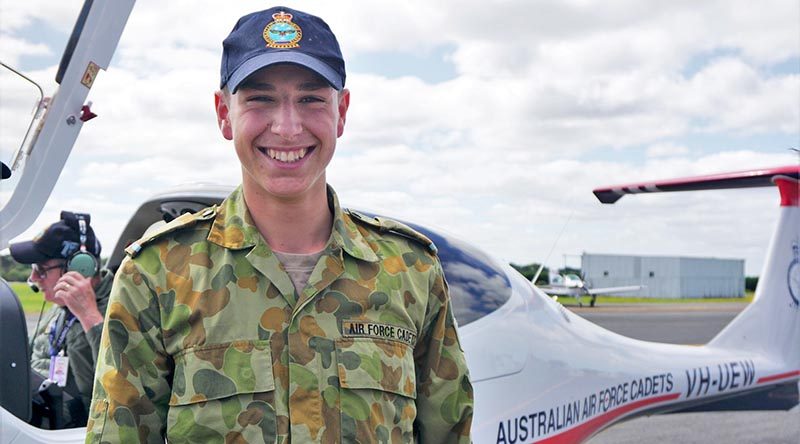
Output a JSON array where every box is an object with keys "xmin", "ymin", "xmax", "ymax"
[{"xmin": 581, "ymin": 253, "xmax": 745, "ymax": 299}]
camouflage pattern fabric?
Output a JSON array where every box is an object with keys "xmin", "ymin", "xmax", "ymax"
[
  {"xmin": 31, "ymin": 269, "xmax": 113, "ymax": 421},
  {"xmin": 86, "ymin": 186, "xmax": 473, "ymax": 443}
]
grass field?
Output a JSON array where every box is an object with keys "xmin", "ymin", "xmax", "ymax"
[
  {"xmin": 552, "ymin": 291, "xmax": 755, "ymax": 307},
  {"xmin": 9, "ymin": 281, "xmax": 52, "ymax": 314}
]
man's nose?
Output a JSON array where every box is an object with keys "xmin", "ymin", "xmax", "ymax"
[{"xmin": 271, "ymin": 103, "xmax": 302, "ymax": 139}]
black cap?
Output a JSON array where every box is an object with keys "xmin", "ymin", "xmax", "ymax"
[
  {"xmin": 1, "ymin": 161, "xmax": 11, "ymax": 180},
  {"xmin": 220, "ymin": 6, "xmax": 345, "ymax": 93},
  {"xmin": 9, "ymin": 211, "xmax": 101, "ymax": 264}
]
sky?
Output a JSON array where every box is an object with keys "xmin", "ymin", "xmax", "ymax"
[{"xmin": 1, "ymin": 0, "xmax": 798, "ymax": 276}]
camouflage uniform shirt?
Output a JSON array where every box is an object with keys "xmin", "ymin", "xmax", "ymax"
[{"xmin": 87, "ymin": 186, "xmax": 473, "ymax": 443}]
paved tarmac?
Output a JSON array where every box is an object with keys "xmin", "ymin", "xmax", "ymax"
[
  {"xmin": 570, "ymin": 303, "xmax": 800, "ymax": 444},
  {"xmin": 573, "ymin": 302, "xmax": 744, "ymax": 344}
]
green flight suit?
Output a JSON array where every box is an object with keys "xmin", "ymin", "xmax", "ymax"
[
  {"xmin": 31, "ymin": 269, "xmax": 113, "ymax": 425},
  {"xmin": 86, "ymin": 186, "xmax": 473, "ymax": 443}
]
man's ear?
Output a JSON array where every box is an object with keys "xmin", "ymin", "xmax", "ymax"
[
  {"xmin": 214, "ymin": 90, "xmax": 233, "ymax": 140},
  {"xmin": 336, "ymin": 89, "xmax": 350, "ymax": 138}
]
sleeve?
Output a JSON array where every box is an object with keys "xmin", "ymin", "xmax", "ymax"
[
  {"xmin": 67, "ymin": 324, "xmax": 101, "ymax": 403},
  {"xmin": 85, "ymin": 256, "xmax": 173, "ymax": 444},
  {"xmin": 413, "ymin": 259, "xmax": 474, "ymax": 443},
  {"xmin": 84, "ymin": 322, "xmax": 104, "ymax": 364},
  {"xmin": 68, "ymin": 287, "xmax": 110, "ymax": 406},
  {"xmin": 86, "ymin": 276, "xmax": 113, "ymax": 365},
  {"xmin": 30, "ymin": 310, "xmax": 56, "ymax": 377}
]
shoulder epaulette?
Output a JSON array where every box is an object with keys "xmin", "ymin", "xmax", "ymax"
[
  {"xmin": 346, "ymin": 209, "xmax": 438, "ymax": 255},
  {"xmin": 125, "ymin": 206, "xmax": 218, "ymax": 257}
]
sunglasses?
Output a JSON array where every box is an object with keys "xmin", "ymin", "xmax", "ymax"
[{"xmin": 31, "ymin": 262, "xmax": 66, "ymax": 280}]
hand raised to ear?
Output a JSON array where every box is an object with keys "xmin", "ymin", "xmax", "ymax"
[{"xmin": 56, "ymin": 272, "xmax": 104, "ymax": 332}]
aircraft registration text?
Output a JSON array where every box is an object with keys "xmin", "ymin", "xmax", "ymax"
[{"xmin": 685, "ymin": 359, "xmax": 756, "ymax": 398}]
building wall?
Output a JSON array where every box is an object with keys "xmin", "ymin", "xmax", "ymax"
[{"xmin": 581, "ymin": 253, "xmax": 745, "ymax": 298}]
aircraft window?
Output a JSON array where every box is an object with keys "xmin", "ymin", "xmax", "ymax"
[
  {"xmin": 405, "ymin": 222, "xmax": 512, "ymax": 326},
  {"xmin": 649, "ymin": 271, "xmax": 655, "ymax": 278},
  {"xmin": 604, "ymin": 271, "xmax": 609, "ymax": 277}
]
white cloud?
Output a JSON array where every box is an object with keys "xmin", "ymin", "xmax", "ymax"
[
  {"xmin": 1, "ymin": 0, "xmax": 797, "ymax": 278},
  {"xmin": 646, "ymin": 143, "xmax": 690, "ymax": 158},
  {"xmin": 0, "ymin": 35, "xmax": 51, "ymax": 66}
]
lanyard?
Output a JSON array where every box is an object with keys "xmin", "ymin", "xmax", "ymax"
[{"xmin": 48, "ymin": 310, "xmax": 77, "ymax": 358}]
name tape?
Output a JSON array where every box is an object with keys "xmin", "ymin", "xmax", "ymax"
[{"xmin": 342, "ymin": 320, "xmax": 417, "ymax": 346}]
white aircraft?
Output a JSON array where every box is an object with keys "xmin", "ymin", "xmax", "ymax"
[
  {"xmin": 0, "ymin": 2, "xmax": 798, "ymax": 443},
  {"xmin": 538, "ymin": 272, "xmax": 644, "ymax": 307}
]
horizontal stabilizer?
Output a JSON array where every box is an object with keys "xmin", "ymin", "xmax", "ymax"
[
  {"xmin": 585, "ymin": 285, "xmax": 644, "ymax": 295},
  {"xmin": 593, "ymin": 165, "xmax": 799, "ymax": 204},
  {"xmin": 539, "ymin": 285, "xmax": 643, "ymax": 296}
]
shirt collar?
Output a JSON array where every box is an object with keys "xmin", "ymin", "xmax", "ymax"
[{"xmin": 207, "ymin": 185, "xmax": 379, "ymax": 262}]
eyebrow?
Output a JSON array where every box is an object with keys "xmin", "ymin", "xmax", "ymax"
[{"xmin": 239, "ymin": 81, "xmax": 329, "ymax": 92}]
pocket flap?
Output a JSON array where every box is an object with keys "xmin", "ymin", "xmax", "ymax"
[
  {"xmin": 170, "ymin": 339, "xmax": 274, "ymax": 406},
  {"xmin": 336, "ymin": 337, "xmax": 416, "ymax": 399}
]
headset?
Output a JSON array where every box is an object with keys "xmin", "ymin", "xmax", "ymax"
[{"xmin": 65, "ymin": 213, "xmax": 99, "ymax": 278}]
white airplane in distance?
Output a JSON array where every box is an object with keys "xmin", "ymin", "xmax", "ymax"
[
  {"xmin": 0, "ymin": 2, "xmax": 798, "ymax": 443},
  {"xmin": 537, "ymin": 272, "xmax": 644, "ymax": 307}
]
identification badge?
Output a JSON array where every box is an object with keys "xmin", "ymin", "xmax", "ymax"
[{"xmin": 52, "ymin": 355, "xmax": 69, "ymax": 387}]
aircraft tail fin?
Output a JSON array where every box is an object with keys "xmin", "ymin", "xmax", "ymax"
[
  {"xmin": 708, "ymin": 174, "xmax": 799, "ymax": 370},
  {"xmin": 594, "ymin": 165, "xmax": 800, "ymax": 371}
]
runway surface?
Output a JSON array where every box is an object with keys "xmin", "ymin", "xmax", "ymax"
[{"xmin": 571, "ymin": 303, "xmax": 800, "ymax": 444}]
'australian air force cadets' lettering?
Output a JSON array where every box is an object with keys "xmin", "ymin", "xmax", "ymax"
[
  {"xmin": 342, "ymin": 320, "xmax": 417, "ymax": 346},
  {"xmin": 495, "ymin": 372, "xmax": 675, "ymax": 443}
]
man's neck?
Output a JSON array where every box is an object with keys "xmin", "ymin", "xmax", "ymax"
[{"xmin": 243, "ymin": 182, "xmax": 333, "ymax": 254}]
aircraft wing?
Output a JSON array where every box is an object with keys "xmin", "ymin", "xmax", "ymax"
[
  {"xmin": 537, "ymin": 286, "xmax": 582, "ymax": 296},
  {"xmin": 584, "ymin": 285, "xmax": 644, "ymax": 295},
  {"xmin": 593, "ymin": 165, "xmax": 799, "ymax": 204}
]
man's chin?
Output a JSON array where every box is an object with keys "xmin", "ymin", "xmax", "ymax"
[{"xmin": 45, "ymin": 295, "xmax": 65, "ymax": 306}]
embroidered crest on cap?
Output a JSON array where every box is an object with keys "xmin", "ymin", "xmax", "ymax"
[{"xmin": 263, "ymin": 11, "xmax": 302, "ymax": 49}]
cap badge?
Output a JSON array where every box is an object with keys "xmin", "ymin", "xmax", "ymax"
[{"xmin": 263, "ymin": 11, "xmax": 302, "ymax": 49}]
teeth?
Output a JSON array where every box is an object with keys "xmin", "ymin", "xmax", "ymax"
[{"xmin": 266, "ymin": 148, "xmax": 308, "ymax": 163}]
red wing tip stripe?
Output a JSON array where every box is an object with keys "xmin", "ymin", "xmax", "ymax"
[
  {"xmin": 757, "ymin": 370, "xmax": 800, "ymax": 384},
  {"xmin": 535, "ymin": 392, "xmax": 681, "ymax": 444}
]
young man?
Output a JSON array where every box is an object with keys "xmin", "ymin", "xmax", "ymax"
[
  {"xmin": 10, "ymin": 211, "xmax": 112, "ymax": 427},
  {"xmin": 87, "ymin": 7, "xmax": 473, "ymax": 443}
]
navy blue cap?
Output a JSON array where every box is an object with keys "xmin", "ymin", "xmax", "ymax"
[
  {"xmin": 1, "ymin": 161, "xmax": 11, "ymax": 180},
  {"xmin": 9, "ymin": 211, "xmax": 101, "ymax": 264},
  {"xmin": 221, "ymin": 6, "xmax": 345, "ymax": 93}
]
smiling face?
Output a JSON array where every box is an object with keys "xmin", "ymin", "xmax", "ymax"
[{"xmin": 215, "ymin": 64, "xmax": 350, "ymax": 203}]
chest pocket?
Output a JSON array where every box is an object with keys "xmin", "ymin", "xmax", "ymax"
[
  {"xmin": 336, "ymin": 337, "xmax": 417, "ymax": 442},
  {"xmin": 168, "ymin": 340, "xmax": 277, "ymax": 443}
]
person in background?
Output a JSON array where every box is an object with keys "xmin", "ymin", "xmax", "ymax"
[{"xmin": 10, "ymin": 211, "xmax": 112, "ymax": 427}]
